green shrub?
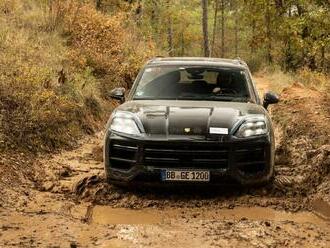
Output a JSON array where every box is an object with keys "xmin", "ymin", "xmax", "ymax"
[{"xmin": 246, "ymin": 56, "xmax": 264, "ymax": 73}]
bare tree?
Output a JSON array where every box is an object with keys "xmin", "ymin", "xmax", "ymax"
[
  {"xmin": 220, "ymin": 0, "xmax": 225, "ymax": 57},
  {"xmin": 167, "ymin": 18, "xmax": 174, "ymax": 56},
  {"xmin": 265, "ymin": 0, "xmax": 273, "ymax": 64},
  {"xmin": 201, "ymin": 0, "xmax": 210, "ymax": 57},
  {"xmin": 211, "ymin": 0, "xmax": 219, "ymax": 56},
  {"xmin": 234, "ymin": 0, "xmax": 238, "ymax": 57},
  {"xmin": 166, "ymin": 0, "xmax": 174, "ymax": 56}
]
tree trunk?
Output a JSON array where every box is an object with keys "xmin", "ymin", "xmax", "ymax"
[
  {"xmin": 234, "ymin": 0, "xmax": 238, "ymax": 57},
  {"xmin": 265, "ymin": 0, "xmax": 273, "ymax": 64},
  {"xmin": 284, "ymin": 7, "xmax": 293, "ymax": 71},
  {"xmin": 250, "ymin": 19, "xmax": 256, "ymax": 56},
  {"xmin": 201, "ymin": 0, "xmax": 210, "ymax": 57},
  {"xmin": 211, "ymin": 0, "xmax": 219, "ymax": 56},
  {"xmin": 167, "ymin": 18, "xmax": 174, "ymax": 56},
  {"xmin": 166, "ymin": 0, "xmax": 174, "ymax": 56},
  {"xmin": 320, "ymin": 45, "xmax": 325, "ymax": 72},
  {"xmin": 220, "ymin": 0, "xmax": 225, "ymax": 57},
  {"xmin": 181, "ymin": 31, "xmax": 185, "ymax": 56}
]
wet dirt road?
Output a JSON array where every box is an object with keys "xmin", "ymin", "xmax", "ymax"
[{"xmin": 0, "ymin": 78, "xmax": 329, "ymax": 247}]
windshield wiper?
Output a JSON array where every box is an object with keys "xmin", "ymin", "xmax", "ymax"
[
  {"xmin": 133, "ymin": 97, "xmax": 175, "ymax": 100},
  {"xmin": 133, "ymin": 96, "xmax": 249, "ymax": 102},
  {"xmin": 209, "ymin": 95, "xmax": 250, "ymax": 102},
  {"xmin": 176, "ymin": 96, "xmax": 221, "ymax": 101}
]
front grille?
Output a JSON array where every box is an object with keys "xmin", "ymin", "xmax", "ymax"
[
  {"xmin": 143, "ymin": 142, "xmax": 229, "ymax": 169},
  {"xmin": 108, "ymin": 138, "xmax": 269, "ymax": 176},
  {"xmin": 109, "ymin": 140, "xmax": 138, "ymax": 170},
  {"xmin": 234, "ymin": 145, "xmax": 267, "ymax": 174}
]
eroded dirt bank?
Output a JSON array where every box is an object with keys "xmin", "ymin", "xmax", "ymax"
[{"xmin": 0, "ymin": 79, "xmax": 329, "ymax": 247}]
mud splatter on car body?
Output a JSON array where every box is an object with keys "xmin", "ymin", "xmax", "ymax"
[{"xmin": 104, "ymin": 58, "xmax": 279, "ymax": 186}]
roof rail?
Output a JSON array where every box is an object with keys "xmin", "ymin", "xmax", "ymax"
[
  {"xmin": 234, "ymin": 57, "xmax": 247, "ymax": 66},
  {"xmin": 148, "ymin": 56, "xmax": 165, "ymax": 63}
]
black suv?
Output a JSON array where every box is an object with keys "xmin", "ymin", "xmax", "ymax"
[{"xmin": 104, "ymin": 57, "xmax": 279, "ymax": 185}]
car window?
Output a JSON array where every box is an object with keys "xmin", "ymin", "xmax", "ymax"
[
  {"xmin": 133, "ymin": 66, "xmax": 251, "ymax": 102},
  {"xmin": 179, "ymin": 69, "xmax": 218, "ymax": 84}
]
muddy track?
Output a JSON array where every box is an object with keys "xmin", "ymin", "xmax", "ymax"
[{"xmin": 0, "ymin": 78, "xmax": 329, "ymax": 247}]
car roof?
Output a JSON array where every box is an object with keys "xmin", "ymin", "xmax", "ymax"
[{"xmin": 146, "ymin": 57, "xmax": 248, "ymax": 69}]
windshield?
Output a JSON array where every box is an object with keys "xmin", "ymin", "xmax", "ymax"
[{"xmin": 132, "ymin": 66, "xmax": 251, "ymax": 102}]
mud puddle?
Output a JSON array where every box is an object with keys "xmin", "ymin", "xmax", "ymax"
[
  {"xmin": 92, "ymin": 206, "xmax": 330, "ymax": 228},
  {"xmin": 311, "ymin": 199, "xmax": 330, "ymax": 220},
  {"xmin": 87, "ymin": 206, "xmax": 330, "ymax": 247}
]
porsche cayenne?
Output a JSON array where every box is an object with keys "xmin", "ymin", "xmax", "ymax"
[{"xmin": 104, "ymin": 57, "xmax": 279, "ymax": 185}]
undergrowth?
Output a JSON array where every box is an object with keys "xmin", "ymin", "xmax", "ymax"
[
  {"xmin": 256, "ymin": 65, "xmax": 330, "ymax": 93},
  {"xmin": 0, "ymin": 0, "xmax": 156, "ymax": 152}
]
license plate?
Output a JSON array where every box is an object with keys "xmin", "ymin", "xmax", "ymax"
[{"xmin": 161, "ymin": 170, "xmax": 210, "ymax": 182}]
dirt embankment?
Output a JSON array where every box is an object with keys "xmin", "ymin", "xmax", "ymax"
[
  {"xmin": 0, "ymin": 80, "xmax": 329, "ymax": 247},
  {"xmin": 0, "ymin": 153, "xmax": 41, "ymax": 209},
  {"xmin": 273, "ymin": 83, "xmax": 330, "ymax": 204}
]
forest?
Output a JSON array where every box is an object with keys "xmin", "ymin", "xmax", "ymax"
[
  {"xmin": 0, "ymin": 0, "xmax": 327, "ymax": 151},
  {"xmin": 97, "ymin": 0, "xmax": 329, "ymax": 72}
]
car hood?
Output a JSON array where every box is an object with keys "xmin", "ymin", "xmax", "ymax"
[{"xmin": 115, "ymin": 100, "xmax": 267, "ymax": 137}]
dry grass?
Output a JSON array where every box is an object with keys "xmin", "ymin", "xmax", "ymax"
[
  {"xmin": 295, "ymin": 68, "xmax": 330, "ymax": 92},
  {"xmin": 256, "ymin": 66, "xmax": 330, "ymax": 93},
  {"xmin": 0, "ymin": 0, "xmax": 156, "ymax": 152}
]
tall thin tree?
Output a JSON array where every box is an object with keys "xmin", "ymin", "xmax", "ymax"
[
  {"xmin": 201, "ymin": 0, "xmax": 210, "ymax": 57},
  {"xmin": 166, "ymin": 0, "xmax": 174, "ymax": 56},
  {"xmin": 167, "ymin": 18, "xmax": 174, "ymax": 56},
  {"xmin": 265, "ymin": 0, "xmax": 273, "ymax": 64},
  {"xmin": 234, "ymin": 0, "xmax": 239, "ymax": 57},
  {"xmin": 211, "ymin": 0, "xmax": 219, "ymax": 56},
  {"xmin": 220, "ymin": 0, "xmax": 225, "ymax": 57}
]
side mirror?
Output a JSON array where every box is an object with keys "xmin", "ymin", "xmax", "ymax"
[
  {"xmin": 110, "ymin": 87, "xmax": 125, "ymax": 102},
  {"xmin": 263, "ymin": 91, "xmax": 279, "ymax": 109}
]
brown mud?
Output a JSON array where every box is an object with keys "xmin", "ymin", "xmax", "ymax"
[{"xmin": 0, "ymin": 78, "xmax": 329, "ymax": 247}]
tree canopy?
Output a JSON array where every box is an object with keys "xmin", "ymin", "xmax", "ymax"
[{"xmin": 96, "ymin": 0, "xmax": 329, "ymax": 72}]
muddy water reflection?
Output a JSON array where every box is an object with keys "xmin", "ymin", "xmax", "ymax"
[
  {"xmin": 92, "ymin": 206, "xmax": 329, "ymax": 228},
  {"xmin": 92, "ymin": 207, "xmax": 163, "ymax": 224}
]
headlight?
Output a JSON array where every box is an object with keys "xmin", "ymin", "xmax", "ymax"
[
  {"xmin": 110, "ymin": 111, "xmax": 142, "ymax": 136},
  {"xmin": 235, "ymin": 116, "xmax": 268, "ymax": 138}
]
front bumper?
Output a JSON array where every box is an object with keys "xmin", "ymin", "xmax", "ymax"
[{"xmin": 104, "ymin": 132, "xmax": 274, "ymax": 185}]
